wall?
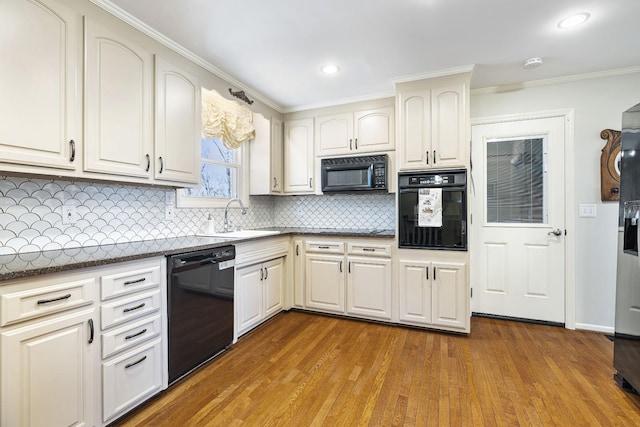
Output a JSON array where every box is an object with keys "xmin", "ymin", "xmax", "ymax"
[
  {"xmin": 470, "ymin": 70, "xmax": 640, "ymax": 331},
  {"xmin": 0, "ymin": 175, "xmax": 395, "ymax": 255}
]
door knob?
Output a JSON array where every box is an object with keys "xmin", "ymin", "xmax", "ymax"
[{"xmin": 548, "ymin": 228, "xmax": 562, "ymax": 236}]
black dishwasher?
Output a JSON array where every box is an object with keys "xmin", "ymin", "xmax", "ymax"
[{"xmin": 167, "ymin": 246, "xmax": 235, "ymax": 384}]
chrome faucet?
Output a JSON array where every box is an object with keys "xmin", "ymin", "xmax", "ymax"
[{"xmin": 223, "ymin": 198, "xmax": 247, "ymax": 232}]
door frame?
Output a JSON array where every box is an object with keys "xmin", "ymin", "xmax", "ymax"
[{"xmin": 470, "ymin": 109, "xmax": 575, "ymax": 329}]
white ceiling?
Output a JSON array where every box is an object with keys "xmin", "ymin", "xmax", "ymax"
[{"xmin": 104, "ymin": 0, "xmax": 640, "ymax": 112}]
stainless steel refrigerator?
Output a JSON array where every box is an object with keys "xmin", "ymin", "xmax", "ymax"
[{"xmin": 614, "ymin": 102, "xmax": 640, "ymax": 393}]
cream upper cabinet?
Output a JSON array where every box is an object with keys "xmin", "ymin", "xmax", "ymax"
[
  {"xmin": 284, "ymin": 118, "xmax": 315, "ymax": 194},
  {"xmin": 315, "ymin": 113, "xmax": 353, "ymax": 156},
  {"xmin": 354, "ymin": 107, "xmax": 395, "ymax": 153},
  {"xmin": 0, "ymin": 0, "xmax": 80, "ymax": 173},
  {"xmin": 84, "ymin": 18, "xmax": 153, "ymax": 179},
  {"xmin": 154, "ymin": 56, "xmax": 201, "ymax": 185},
  {"xmin": 316, "ymin": 107, "xmax": 394, "ymax": 157},
  {"xmin": 250, "ymin": 114, "xmax": 283, "ymax": 195},
  {"xmin": 397, "ymin": 75, "xmax": 469, "ymax": 170}
]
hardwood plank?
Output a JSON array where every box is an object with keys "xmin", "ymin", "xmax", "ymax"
[{"xmin": 112, "ymin": 312, "xmax": 640, "ymax": 427}]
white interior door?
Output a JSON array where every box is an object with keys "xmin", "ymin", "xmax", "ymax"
[{"xmin": 471, "ymin": 116, "xmax": 566, "ymax": 323}]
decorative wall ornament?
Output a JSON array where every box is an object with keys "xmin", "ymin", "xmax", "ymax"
[
  {"xmin": 228, "ymin": 88, "xmax": 254, "ymax": 105},
  {"xmin": 600, "ymin": 128, "xmax": 621, "ymax": 201}
]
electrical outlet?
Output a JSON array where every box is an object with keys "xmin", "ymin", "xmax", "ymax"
[
  {"xmin": 61, "ymin": 205, "xmax": 77, "ymax": 224},
  {"xmin": 165, "ymin": 205, "xmax": 176, "ymax": 220},
  {"xmin": 579, "ymin": 204, "xmax": 597, "ymax": 218}
]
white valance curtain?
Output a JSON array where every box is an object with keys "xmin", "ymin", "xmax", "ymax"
[{"xmin": 201, "ymin": 88, "xmax": 255, "ymax": 149}]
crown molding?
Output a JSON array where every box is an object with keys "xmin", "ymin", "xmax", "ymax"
[
  {"xmin": 391, "ymin": 64, "xmax": 475, "ymax": 85},
  {"xmin": 283, "ymin": 90, "xmax": 396, "ymax": 114},
  {"xmin": 88, "ymin": 0, "xmax": 285, "ymax": 113},
  {"xmin": 471, "ymin": 66, "xmax": 640, "ymax": 95}
]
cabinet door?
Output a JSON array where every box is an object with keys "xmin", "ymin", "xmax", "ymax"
[
  {"xmin": 84, "ymin": 18, "xmax": 153, "ymax": 178},
  {"xmin": 432, "ymin": 261, "xmax": 467, "ymax": 330},
  {"xmin": 354, "ymin": 107, "xmax": 394, "ymax": 153},
  {"xmin": 0, "ymin": 0, "xmax": 79, "ymax": 172},
  {"xmin": 398, "ymin": 89, "xmax": 431, "ymax": 170},
  {"xmin": 346, "ymin": 256, "xmax": 392, "ymax": 320},
  {"xmin": 1, "ymin": 307, "xmax": 96, "ymax": 427},
  {"xmin": 431, "ymin": 83, "xmax": 466, "ymax": 168},
  {"xmin": 263, "ymin": 258, "xmax": 284, "ymax": 318},
  {"xmin": 293, "ymin": 240, "xmax": 305, "ymax": 308},
  {"xmin": 249, "ymin": 114, "xmax": 283, "ymax": 195},
  {"xmin": 305, "ymin": 254, "xmax": 345, "ymax": 313},
  {"xmin": 236, "ymin": 264, "xmax": 263, "ymax": 335},
  {"xmin": 316, "ymin": 113, "xmax": 353, "ymax": 156},
  {"xmin": 284, "ymin": 118, "xmax": 315, "ymax": 193},
  {"xmin": 271, "ymin": 117, "xmax": 284, "ymax": 193},
  {"xmin": 154, "ymin": 56, "xmax": 201, "ymax": 185},
  {"xmin": 398, "ymin": 260, "xmax": 431, "ymax": 325}
]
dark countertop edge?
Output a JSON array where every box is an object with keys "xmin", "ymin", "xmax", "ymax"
[{"xmin": 0, "ymin": 228, "xmax": 395, "ymax": 282}]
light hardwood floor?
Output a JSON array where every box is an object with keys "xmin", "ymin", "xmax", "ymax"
[{"xmin": 113, "ymin": 311, "xmax": 640, "ymax": 426}]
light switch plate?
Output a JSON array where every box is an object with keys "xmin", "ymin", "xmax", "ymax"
[{"xmin": 579, "ymin": 204, "xmax": 597, "ymax": 218}]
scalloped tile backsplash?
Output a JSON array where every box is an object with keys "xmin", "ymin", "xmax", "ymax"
[{"xmin": 0, "ymin": 176, "xmax": 395, "ymax": 254}]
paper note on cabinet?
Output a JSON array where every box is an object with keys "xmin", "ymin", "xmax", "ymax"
[{"xmin": 418, "ymin": 188, "xmax": 442, "ymax": 227}]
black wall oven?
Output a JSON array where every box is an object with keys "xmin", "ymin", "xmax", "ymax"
[{"xmin": 398, "ymin": 169, "xmax": 467, "ymax": 250}]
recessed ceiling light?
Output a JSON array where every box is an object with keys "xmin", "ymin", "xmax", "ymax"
[
  {"xmin": 321, "ymin": 64, "xmax": 339, "ymax": 74},
  {"xmin": 523, "ymin": 57, "xmax": 543, "ymax": 69},
  {"xmin": 558, "ymin": 12, "xmax": 590, "ymax": 29}
]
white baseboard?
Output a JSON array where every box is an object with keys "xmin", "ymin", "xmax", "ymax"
[{"xmin": 575, "ymin": 323, "xmax": 614, "ymax": 334}]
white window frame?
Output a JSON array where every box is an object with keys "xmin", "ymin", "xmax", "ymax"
[{"xmin": 176, "ymin": 139, "xmax": 249, "ymax": 209}]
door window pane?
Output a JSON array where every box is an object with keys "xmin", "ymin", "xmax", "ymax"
[{"xmin": 486, "ymin": 137, "xmax": 546, "ymax": 224}]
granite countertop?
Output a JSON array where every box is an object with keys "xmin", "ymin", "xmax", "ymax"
[{"xmin": 0, "ymin": 228, "xmax": 395, "ymax": 282}]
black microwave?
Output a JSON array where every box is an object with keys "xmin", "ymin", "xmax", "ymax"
[{"xmin": 321, "ymin": 154, "xmax": 388, "ymax": 192}]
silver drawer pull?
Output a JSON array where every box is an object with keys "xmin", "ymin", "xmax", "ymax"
[
  {"xmin": 124, "ymin": 355, "xmax": 147, "ymax": 369},
  {"xmin": 37, "ymin": 293, "xmax": 72, "ymax": 305},
  {"xmin": 362, "ymin": 248, "xmax": 376, "ymax": 252},
  {"xmin": 124, "ymin": 278, "xmax": 146, "ymax": 286},
  {"xmin": 125, "ymin": 328, "xmax": 148, "ymax": 340},
  {"xmin": 123, "ymin": 303, "xmax": 145, "ymax": 313}
]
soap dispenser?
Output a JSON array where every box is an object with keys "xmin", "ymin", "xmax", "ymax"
[{"xmin": 202, "ymin": 214, "xmax": 216, "ymax": 234}]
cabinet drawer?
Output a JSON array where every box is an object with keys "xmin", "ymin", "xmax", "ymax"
[
  {"xmin": 0, "ymin": 278, "xmax": 96, "ymax": 327},
  {"xmin": 101, "ymin": 262, "xmax": 161, "ymax": 301},
  {"xmin": 102, "ymin": 314, "xmax": 161, "ymax": 359},
  {"xmin": 305, "ymin": 241, "xmax": 345, "ymax": 254},
  {"xmin": 102, "ymin": 338, "xmax": 162, "ymax": 422},
  {"xmin": 347, "ymin": 242, "xmax": 392, "ymax": 257},
  {"xmin": 101, "ymin": 290, "xmax": 161, "ymax": 330}
]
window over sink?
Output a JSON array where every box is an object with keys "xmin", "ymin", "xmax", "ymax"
[{"xmin": 177, "ymin": 137, "xmax": 248, "ymax": 208}]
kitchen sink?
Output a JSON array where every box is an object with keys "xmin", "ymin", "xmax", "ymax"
[{"xmin": 199, "ymin": 229, "xmax": 281, "ymax": 239}]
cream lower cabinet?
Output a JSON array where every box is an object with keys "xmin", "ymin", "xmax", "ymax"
[
  {"xmin": 292, "ymin": 239, "xmax": 305, "ymax": 308},
  {"xmin": 99, "ymin": 258, "xmax": 166, "ymax": 424},
  {"xmin": 235, "ymin": 237, "xmax": 289, "ymax": 338},
  {"xmin": 305, "ymin": 253, "xmax": 345, "ymax": 313},
  {"xmin": 0, "ymin": 257, "xmax": 167, "ymax": 427},
  {"xmin": 398, "ymin": 259, "xmax": 468, "ymax": 332},
  {"xmin": 346, "ymin": 256, "xmax": 392, "ymax": 320},
  {"xmin": 237, "ymin": 257, "xmax": 284, "ymax": 336},
  {"xmin": 0, "ymin": 271, "xmax": 99, "ymax": 427},
  {"xmin": 304, "ymin": 239, "xmax": 392, "ymax": 320},
  {"xmin": 1, "ymin": 307, "xmax": 97, "ymax": 427}
]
